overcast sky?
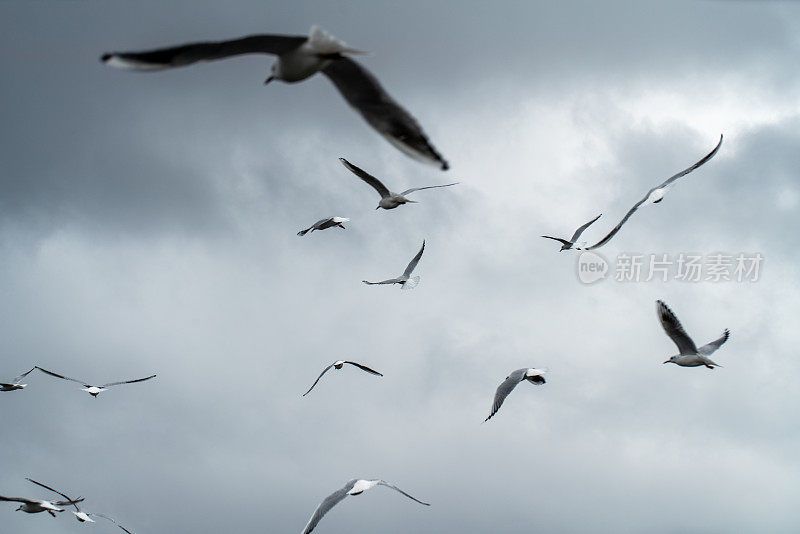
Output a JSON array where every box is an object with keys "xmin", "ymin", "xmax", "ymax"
[{"xmin": 1, "ymin": 1, "xmax": 799, "ymax": 533}]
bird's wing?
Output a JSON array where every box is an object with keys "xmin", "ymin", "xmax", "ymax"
[
  {"xmin": 12, "ymin": 367, "xmax": 36, "ymax": 384},
  {"xmin": 656, "ymin": 301, "xmax": 698, "ymax": 355},
  {"xmin": 344, "ymin": 362, "xmax": 384, "ymax": 376},
  {"xmin": 25, "ymin": 479, "xmax": 79, "ymax": 511},
  {"xmin": 100, "ymin": 375, "xmax": 157, "ymax": 388},
  {"xmin": 362, "ymin": 278, "xmax": 401, "ymax": 285},
  {"xmin": 89, "ymin": 513, "xmax": 135, "ymax": 534},
  {"xmin": 587, "ymin": 136, "xmax": 723, "ymax": 250},
  {"xmin": 301, "ymin": 483, "xmax": 352, "ymax": 534},
  {"xmin": 402, "ymin": 241, "xmax": 426, "ymax": 278},
  {"xmin": 338, "ymin": 158, "xmax": 391, "ymax": 198},
  {"xmin": 53, "ymin": 497, "xmax": 84, "ymax": 506},
  {"xmin": 0, "ymin": 495, "xmax": 36, "ymax": 504},
  {"xmin": 569, "ymin": 214, "xmax": 603, "ymax": 243},
  {"xmin": 35, "ymin": 367, "xmax": 88, "ymax": 387},
  {"xmin": 399, "ymin": 183, "xmax": 459, "ymax": 196},
  {"xmin": 324, "ymin": 58, "xmax": 448, "ymax": 170},
  {"xmin": 655, "ymin": 134, "xmax": 723, "ymax": 189},
  {"xmin": 377, "ymin": 481, "xmax": 430, "ymax": 506},
  {"xmin": 585, "ymin": 198, "xmax": 648, "ymax": 251},
  {"xmin": 698, "ymin": 329, "xmax": 730, "ymax": 356},
  {"xmin": 484, "ymin": 369, "xmax": 526, "ymax": 422},
  {"xmin": 540, "ymin": 236, "xmax": 571, "ymax": 247},
  {"xmin": 302, "ymin": 364, "xmax": 335, "ymax": 396},
  {"xmin": 101, "ymin": 34, "xmax": 307, "ymax": 70}
]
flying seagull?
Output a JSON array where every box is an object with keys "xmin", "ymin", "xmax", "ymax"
[
  {"xmin": 657, "ymin": 300, "xmax": 729, "ymax": 369},
  {"xmin": 541, "ymin": 214, "xmax": 602, "ymax": 251},
  {"xmin": 302, "ymin": 360, "xmax": 383, "ymax": 396},
  {"xmin": 0, "ymin": 491, "xmax": 83, "ymax": 517},
  {"xmin": 35, "ymin": 366, "xmax": 156, "ymax": 397},
  {"xmin": 339, "ymin": 158, "xmax": 458, "ymax": 210},
  {"xmin": 301, "ymin": 479, "xmax": 429, "ymax": 534},
  {"xmin": 25, "ymin": 479, "xmax": 134, "ymax": 533},
  {"xmin": 297, "ymin": 217, "xmax": 350, "ymax": 236},
  {"xmin": 484, "ymin": 368, "xmax": 546, "ymax": 423},
  {"xmin": 586, "ymin": 135, "xmax": 723, "ymax": 250},
  {"xmin": 0, "ymin": 367, "xmax": 36, "ymax": 392},
  {"xmin": 363, "ymin": 240, "xmax": 425, "ymax": 289},
  {"xmin": 101, "ymin": 26, "xmax": 449, "ymax": 170}
]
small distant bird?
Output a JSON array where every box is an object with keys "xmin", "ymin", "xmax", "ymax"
[
  {"xmin": 363, "ymin": 240, "xmax": 425, "ymax": 289},
  {"xmin": 302, "ymin": 360, "xmax": 383, "ymax": 396},
  {"xmin": 541, "ymin": 214, "xmax": 602, "ymax": 251},
  {"xmin": 0, "ymin": 493, "xmax": 83, "ymax": 517},
  {"xmin": 484, "ymin": 368, "xmax": 546, "ymax": 422},
  {"xmin": 657, "ymin": 300, "xmax": 729, "ymax": 369},
  {"xmin": 35, "ymin": 366, "xmax": 156, "ymax": 397},
  {"xmin": 297, "ymin": 217, "xmax": 350, "ymax": 236},
  {"xmin": 0, "ymin": 367, "xmax": 35, "ymax": 392},
  {"xmin": 586, "ymin": 135, "xmax": 723, "ymax": 250},
  {"xmin": 339, "ymin": 158, "xmax": 458, "ymax": 210},
  {"xmin": 25, "ymin": 479, "xmax": 133, "ymax": 533},
  {"xmin": 101, "ymin": 26, "xmax": 449, "ymax": 170},
  {"xmin": 301, "ymin": 479, "xmax": 429, "ymax": 534}
]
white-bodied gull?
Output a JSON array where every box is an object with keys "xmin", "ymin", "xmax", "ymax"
[
  {"xmin": 0, "ymin": 367, "xmax": 35, "ymax": 392},
  {"xmin": 297, "ymin": 217, "xmax": 350, "ymax": 236},
  {"xmin": 0, "ymin": 487, "xmax": 83, "ymax": 517},
  {"xmin": 541, "ymin": 214, "xmax": 602, "ymax": 251},
  {"xmin": 301, "ymin": 479, "xmax": 429, "ymax": 534},
  {"xmin": 363, "ymin": 240, "xmax": 425, "ymax": 289},
  {"xmin": 101, "ymin": 26, "xmax": 449, "ymax": 170},
  {"xmin": 657, "ymin": 300, "xmax": 729, "ymax": 369},
  {"xmin": 484, "ymin": 368, "xmax": 546, "ymax": 422},
  {"xmin": 339, "ymin": 158, "xmax": 458, "ymax": 210},
  {"xmin": 25, "ymin": 479, "xmax": 134, "ymax": 532},
  {"xmin": 35, "ymin": 366, "xmax": 156, "ymax": 397},
  {"xmin": 586, "ymin": 135, "xmax": 723, "ymax": 250},
  {"xmin": 302, "ymin": 360, "xmax": 383, "ymax": 396}
]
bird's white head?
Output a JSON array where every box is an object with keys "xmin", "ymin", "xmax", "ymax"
[
  {"xmin": 333, "ymin": 360, "xmax": 345, "ymax": 368},
  {"xmin": 332, "ymin": 217, "xmax": 350, "ymax": 223},
  {"xmin": 647, "ymin": 188, "xmax": 666, "ymax": 205},
  {"xmin": 663, "ymin": 356, "xmax": 677, "ymax": 365},
  {"xmin": 83, "ymin": 386, "xmax": 103, "ymax": 396},
  {"xmin": 347, "ymin": 479, "xmax": 379, "ymax": 495}
]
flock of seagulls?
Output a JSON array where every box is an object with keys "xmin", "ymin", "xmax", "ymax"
[{"xmin": 3, "ymin": 22, "xmax": 734, "ymax": 534}]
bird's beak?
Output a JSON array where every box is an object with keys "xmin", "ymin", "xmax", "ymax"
[
  {"xmin": 264, "ymin": 75, "xmax": 275, "ymax": 85},
  {"xmin": 663, "ymin": 360, "xmax": 670, "ymax": 364},
  {"xmin": 375, "ymin": 206, "xmax": 380, "ymax": 210}
]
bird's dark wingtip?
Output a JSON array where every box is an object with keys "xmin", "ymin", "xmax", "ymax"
[{"xmin": 100, "ymin": 53, "xmax": 112, "ymax": 63}]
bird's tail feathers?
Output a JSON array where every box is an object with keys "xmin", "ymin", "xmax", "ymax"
[
  {"xmin": 401, "ymin": 276, "xmax": 420, "ymax": 290},
  {"xmin": 308, "ymin": 25, "xmax": 368, "ymax": 55}
]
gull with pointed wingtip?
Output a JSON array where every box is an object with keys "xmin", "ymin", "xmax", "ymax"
[
  {"xmin": 25, "ymin": 479, "xmax": 134, "ymax": 533},
  {"xmin": 301, "ymin": 479, "xmax": 429, "ymax": 534},
  {"xmin": 303, "ymin": 360, "xmax": 383, "ymax": 396},
  {"xmin": 484, "ymin": 368, "xmax": 546, "ymax": 422},
  {"xmin": 657, "ymin": 300, "xmax": 729, "ymax": 369},
  {"xmin": 35, "ymin": 366, "xmax": 156, "ymax": 397},
  {"xmin": 339, "ymin": 158, "xmax": 458, "ymax": 210},
  {"xmin": 101, "ymin": 26, "xmax": 448, "ymax": 170},
  {"xmin": 541, "ymin": 214, "xmax": 602, "ymax": 251},
  {"xmin": 297, "ymin": 217, "xmax": 350, "ymax": 236},
  {"xmin": 0, "ymin": 490, "xmax": 83, "ymax": 517},
  {"xmin": 586, "ymin": 135, "xmax": 723, "ymax": 250},
  {"xmin": 0, "ymin": 367, "xmax": 35, "ymax": 392},
  {"xmin": 363, "ymin": 240, "xmax": 425, "ymax": 289}
]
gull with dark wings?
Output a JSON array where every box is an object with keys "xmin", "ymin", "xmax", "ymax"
[
  {"xmin": 102, "ymin": 26, "xmax": 449, "ymax": 170},
  {"xmin": 35, "ymin": 366, "xmax": 156, "ymax": 397},
  {"xmin": 26, "ymin": 479, "xmax": 134, "ymax": 533},
  {"xmin": 339, "ymin": 158, "xmax": 458, "ymax": 210},
  {"xmin": 484, "ymin": 368, "xmax": 546, "ymax": 423},
  {"xmin": 297, "ymin": 217, "xmax": 349, "ymax": 236},
  {"xmin": 541, "ymin": 214, "xmax": 602, "ymax": 251},
  {"xmin": 301, "ymin": 479, "xmax": 429, "ymax": 534},
  {"xmin": 586, "ymin": 135, "xmax": 723, "ymax": 250},
  {"xmin": 302, "ymin": 360, "xmax": 383, "ymax": 396},
  {"xmin": 657, "ymin": 300, "xmax": 730, "ymax": 369},
  {"xmin": 0, "ymin": 367, "xmax": 35, "ymax": 392},
  {"xmin": 363, "ymin": 241, "xmax": 425, "ymax": 289}
]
